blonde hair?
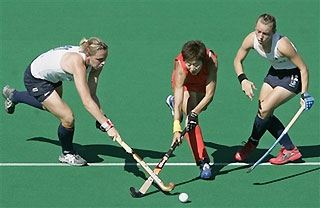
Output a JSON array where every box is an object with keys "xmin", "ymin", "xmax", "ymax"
[{"xmin": 79, "ymin": 37, "xmax": 108, "ymax": 56}]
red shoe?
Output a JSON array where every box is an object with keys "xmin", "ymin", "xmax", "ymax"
[
  {"xmin": 269, "ymin": 146, "xmax": 302, "ymax": 165},
  {"xmin": 235, "ymin": 141, "xmax": 257, "ymax": 161}
]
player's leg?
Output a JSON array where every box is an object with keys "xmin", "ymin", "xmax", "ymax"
[
  {"xmin": 182, "ymin": 91, "xmax": 211, "ymax": 179},
  {"xmin": 2, "ymin": 65, "xmax": 49, "ymax": 114},
  {"xmin": 2, "ymin": 85, "xmax": 44, "ymax": 114},
  {"xmin": 42, "ymin": 90, "xmax": 87, "ymax": 166},
  {"xmin": 261, "ymin": 88, "xmax": 302, "ymax": 164},
  {"xmin": 235, "ymin": 83, "xmax": 296, "ymax": 161}
]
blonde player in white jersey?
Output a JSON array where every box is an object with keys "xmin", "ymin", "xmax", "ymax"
[
  {"xmin": 2, "ymin": 37, "xmax": 122, "ymax": 166},
  {"xmin": 233, "ymin": 14, "xmax": 315, "ymax": 165}
]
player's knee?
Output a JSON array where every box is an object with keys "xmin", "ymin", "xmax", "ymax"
[
  {"xmin": 258, "ymin": 100, "xmax": 272, "ymax": 119},
  {"xmin": 61, "ymin": 113, "xmax": 75, "ymax": 128}
]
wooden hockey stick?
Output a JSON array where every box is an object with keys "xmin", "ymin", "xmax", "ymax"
[
  {"xmin": 114, "ymin": 137, "xmax": 175, "ymax": 192},
  {"xmin": 130, "ymin": 129, "xmax": 187, "ymax": 197}
]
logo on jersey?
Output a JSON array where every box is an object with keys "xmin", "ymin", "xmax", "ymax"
[
  {"xmin": 44, "ymin": 91, "xmax": 51, "ymax": 97},
  {"xmin": 32, "ymin": 87, "xmax": 39, "ymax": 93},
  {"xmin": 289, "ymin": 75, "xmax": 299, "ymax": 88}
]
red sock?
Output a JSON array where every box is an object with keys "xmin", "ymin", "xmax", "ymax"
[{"xmin": 185, "ymin": 125, "xmax": 209, "ymax": 163}]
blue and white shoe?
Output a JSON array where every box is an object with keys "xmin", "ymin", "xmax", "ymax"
[
  {"xmin": 166, "ymin": 95, "xmax": 175, "ymax": 116},
  {"xmin": 199, "ymin": 161, "xmax": 212, "ymax": 180}
]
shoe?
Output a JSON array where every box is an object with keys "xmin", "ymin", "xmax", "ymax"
[
  {"xmin": 199, "ymin": 161, "xmax": 212, "ymax": 179},
  {"xmin": 2, "ymin": 85, "xmax": 16, "ymax": 114},
  {"xmin": 166, "ymin": 95, "xmax": 183, "ymax": 121},
  {"xmin": 235, "ymin": 141, "xmax": 257, "ymax": 161},
  {"xmin": 59, "ymin": 153, "xmax": 87, "ymax": 166},
  {"xmin": 166, "ymin": 95, "xmax": 174, "ymax": 116},
  {"xmin": 269, "ymin": 146, "xmax": 302, "ymax": 165}
]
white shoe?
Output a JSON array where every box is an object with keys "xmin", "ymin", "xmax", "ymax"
[
  {"xmin": 166, "ymin": 95, "xmax": 174, "ymax": 116},
  {"xmin": 59, "ymin": 153, "xmax": 87, "ymax": 166},
  {"xmin": 2, "ymin": 85, "xmax": 16, "ymax": 114}
]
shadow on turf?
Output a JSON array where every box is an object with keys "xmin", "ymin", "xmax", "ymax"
[
  {"xmin": 27, "ymin": 137, "xmax": 205, "ymax": 198},
  {"xmin": 27, "ymin": 137, "xmax": 174, "ymax": 179},
  {"xmin": 134, "ymin": 176, "xmax": 200, "ymax": 198},
  {"xmin": 253, "ymin": 167, "xmax": 320, "ymax": 185},
  {"xmin": 205, "ymin": 141, "xmax": 320, "ymax": 178}
]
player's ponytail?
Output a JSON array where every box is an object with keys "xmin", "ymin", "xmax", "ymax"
[{"xmin": 79, "ymin": 37, "xmax": 108, "ymax": 56}]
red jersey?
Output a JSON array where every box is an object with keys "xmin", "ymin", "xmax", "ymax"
[{"xmin": 172, "ymin": 49, "xmax": 216, "ymax": 93}]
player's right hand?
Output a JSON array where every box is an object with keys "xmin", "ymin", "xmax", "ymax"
[
  {"xmin": 107, "ymin": 127, "xmax": 122, "ymax": 142},
  {"xmin": 241, "ymin": 79, "xmax": 257, "ymax": 100},
  {"xmin": 301, "ymin": 93, "xmax": 315, "ymax": 110}
]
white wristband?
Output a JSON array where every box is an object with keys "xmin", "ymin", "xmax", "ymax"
[{"xmin": 101, "ymin": 119, "xmax": 114, "ymax": 132}]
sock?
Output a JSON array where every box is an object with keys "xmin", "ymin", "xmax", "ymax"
[
  {"xmin": 185, "ymin": 125, "xmax": 209, "ymax": 165},
  {"xmin": 268, "ymin": 116, "xmax": 295, "ymax": 150},
  {"xmin": 12, "ymin": 91, "xmax": 43, "ymax": 110},
  {"xmin": 249, "ymin": 115, "xmax": 272, "ymax": 145},
  {"xmin": 58, "ymin": 123, "xmax": 74, "ymax": 154}
]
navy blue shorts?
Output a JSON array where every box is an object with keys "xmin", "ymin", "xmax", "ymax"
[
  {"xmin": 263, "ymin": 66, "xmax": 301, "ymax": 94},
  {"xmin": 24, "ymin": 64, "xmax": 62, "ymax": 102}
]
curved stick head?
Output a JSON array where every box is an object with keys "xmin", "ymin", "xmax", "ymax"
[{"xmin": 160, "ymin": 182, "xmax": 175, "ymax": 192}]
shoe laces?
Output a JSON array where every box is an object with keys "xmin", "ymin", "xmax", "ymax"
[
  {"xmin": 281, "ymin": 149, "xmax": 295, "ymax": 159},
  {"xmin": 65, "ymin": 153, "xmax": 82, "ymax": 161},
  {"xmin": 64, "ymin": 153, "xmax": 76, "ymax": 159}
]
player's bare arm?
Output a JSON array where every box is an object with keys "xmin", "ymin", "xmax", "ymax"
[
  {"xmin": 277, "ymin": 37, "xmax": 309, "ymax": 93},
  {"xmin": 234, "ymin": 32, "xmax": 257, "ymax": 100},
  {"xmin": 88, "ymin": 67, "xmax": 102, "ymax": 110},
  {"xmin": 173, "ymin": 61, "xmax": 186, "ymax": 121},
  {"xmin": 63, "ymin": 53, "xmax": 121, "ymax": 139},
  {"xmin": 172, "ymin": 61, "xmax": 186, "ymax": 145},
  {"xmin": 192, "ymin": 55, "xmax": 218, "ymax": 114},
  {"xmin": 61, "ymin": 53, "xmax": 103, "ymax": 122}
]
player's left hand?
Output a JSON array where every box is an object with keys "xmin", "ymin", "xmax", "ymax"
[
  {"xmin": 301, "ymin": 93, "xmax": 315, "ymax": 110},
  {"xmin": 186, "ymin": 111, "xmax": 198, "ymax": 131},
  {"xmin": 172, "ymin": 131, "xmax": 183, "ymax": 146}
]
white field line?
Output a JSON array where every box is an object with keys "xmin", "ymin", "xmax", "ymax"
[{"xmin": 0, "ymin": 162, "xmax": 319, "ymax": 167}]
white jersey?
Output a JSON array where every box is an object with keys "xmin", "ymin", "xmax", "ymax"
[
  {"xmin": 253, "ymin": 33, "xmax": 297, "ymax": 70},
  {"xmin": 30, "ymin": 46, "xmax": 92, "ymax": 83}
]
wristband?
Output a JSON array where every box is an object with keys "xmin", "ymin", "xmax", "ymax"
[
  {"xmin": 301, "ymin": 92, "xmax": 310, "ymax": 99},
  {"xmin": 101, "ymin": 119, "xmax": 114, "ymax": 132},
  {"xmin": 238, "ymin": 73, "xmax": 248, "ymax": 84},
  {"xmin": 173, "ymin": 120, "xmax": 182, "ymax": 133}
]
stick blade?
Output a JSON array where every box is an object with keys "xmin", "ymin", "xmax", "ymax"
[
  {"xmin": 160, "ymin": 182, "xmax": 175, "ymax": 192},
  {"xmin": 129, "ymin": 187, "xmax": 145, "ymax": 198}
]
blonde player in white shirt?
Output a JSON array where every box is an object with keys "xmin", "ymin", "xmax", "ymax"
[
  {"xmin": 233, "ymin": 14, "xmax": 314, "ymax": 165},
  {"xmin": 2, "ymin": 37, "xmax": 122, "ymax": 166}
]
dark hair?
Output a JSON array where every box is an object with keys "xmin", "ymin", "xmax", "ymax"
[
  {"xmin": 181, "ymin": 40, "xmax": 207, "ymax": 62},
  {"xmin": 257, "ymin": 14, "xmax": 277, "ymax": 33}
]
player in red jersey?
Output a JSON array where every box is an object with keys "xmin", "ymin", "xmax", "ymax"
[{"xmin": 166, "ymin": 40, "xmax": 218, "ymax": 179}]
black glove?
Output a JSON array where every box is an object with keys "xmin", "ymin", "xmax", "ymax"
[
  {"xmin": 186, "ymin": 112, "xmax": 198, "ymax": 131},
  {"xmin": 96, "ymin": 120, "xmax": 105, "ymax": 132}
]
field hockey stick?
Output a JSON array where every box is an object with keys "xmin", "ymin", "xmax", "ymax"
[
  {"xmin": 130, "ymin": 128, "xmax": 187, "ymax": 197},
  {"xmin": 247, "ymin": 100, "xmax": 305, "ymax": 173},
  {"xmin": 114, "ymin": 136, "xmax": 175, "ymax": 192}
]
